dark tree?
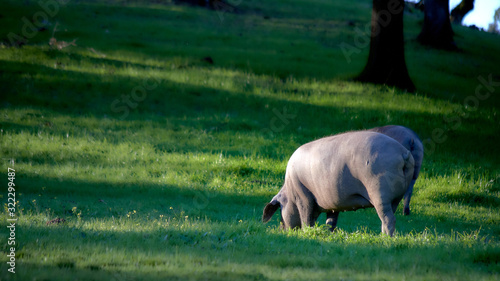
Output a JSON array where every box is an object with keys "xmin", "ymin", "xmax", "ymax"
[
  {"xmin": 357, "ymin": 0, "xmax": 415, "ymax": 92},
  {"xmin": 450, "ymin": 0, "xmax": 475, "ymax": 25},
  {"xmin": 417, "ymin": 0, "xmax": 457, "ymax": 50},
  {"xmin": 488, "ymin": 7, "xmax": 500, "ymax": 34},
  {"xmin": 407, "ymin": 0, "xmax": 424, "ymax": 11}
]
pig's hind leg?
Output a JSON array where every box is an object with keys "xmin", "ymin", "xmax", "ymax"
[{"xmin": 297, "ymin": 200, "xmax": 321, "ymax": 228}]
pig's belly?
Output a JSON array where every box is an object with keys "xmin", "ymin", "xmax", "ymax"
[{"xmin": 318, "ymin": 194, "xmax": 373, "ymax": 212}]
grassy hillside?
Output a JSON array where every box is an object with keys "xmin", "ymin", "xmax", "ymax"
[{"xmin": 0, "ymin": 0, "xmax": 499, "ymax": 280}]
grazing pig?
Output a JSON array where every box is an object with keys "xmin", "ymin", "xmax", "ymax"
[
  {"xmin": 262, "ymin": 131, "xmax": 414, "ymax": 236},
  {"xmin": 368, "ymin": 125, "xmax": 423, "ymax": 216}
]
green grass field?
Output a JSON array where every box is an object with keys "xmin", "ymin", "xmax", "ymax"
[{"xmin": 0, "ymin": 0, "xmax": 499, "ymax": 280}]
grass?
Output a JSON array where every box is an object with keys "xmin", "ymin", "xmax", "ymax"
[{"xmin": 0, "ymin": 0, "xmax": 499, "ymax": 280}]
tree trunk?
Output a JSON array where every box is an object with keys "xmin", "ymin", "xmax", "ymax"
[
  {"xmin": 450, "ymin": 0, "xmax": 474, "ymax": 25},
  {"xmin": 488, "ymin": 8, "xmax": 500, "ymax": 34},
  {"xmin": 417, "ymin": 0, "xmax": 457, "ymax": 50},
  {"xmin": 356, "ymin": 0, "xmax": 415, "ymax": 92}
]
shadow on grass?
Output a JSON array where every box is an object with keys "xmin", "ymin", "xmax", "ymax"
[
  {"xmin": 5, "ymin": 160, "xmax": 499, "ymax": 279},
  {"xmin": 3, "ymin": 56, "xmax": 498, "ymax": 158},
  {"xmin": 0, "ymin": 262, "xmax": 272, "ymax": 281},
  {"xmin": 431, "ymin": 191, "xmax": 500, "ymax": 208},
  {"xmin": 2, "ymin": 57, "xmax": 499, "ymax": 226},
  {"xmin": 1, "ymin": 1, "xmax": 499, "ymax": 279},
  {"xmin": 7, "ymin": 213, "xmax": 498, "ymax": 281},
  {"xmin": 15, "ymin": 173, "xmax": 267, "ymax": 222},
  {"xmin": 1, "ymin": 32, "xmax": 499, "ymax": 238},
  {"xmin": 14, "ymin": 170, "xmax": 499, "ymax": 240}
]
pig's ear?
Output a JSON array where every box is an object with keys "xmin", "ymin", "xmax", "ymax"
[{"xmin": 262, "ymin": 199, "xmax": 280, "ymax": 223}]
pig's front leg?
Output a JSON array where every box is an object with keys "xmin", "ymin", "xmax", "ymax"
[{"xmin": 326, "ymin": 211, "xmax": 339, "ymax": 232}]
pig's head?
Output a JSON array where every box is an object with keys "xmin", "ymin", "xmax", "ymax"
[{"xmin": 262, "ymin": 190, "xmax": 301, "ymax": 229}]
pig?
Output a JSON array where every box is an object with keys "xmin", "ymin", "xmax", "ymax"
[
  {"xmin": 262, "ymin": 131, "xmax": 414, "ymax": 236},
  {"xmin": 368, "ymin": 125, "xmax": 423, "ymax": 216}
]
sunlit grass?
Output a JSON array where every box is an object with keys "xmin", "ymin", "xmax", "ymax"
[{"xmin": 0, "ymin": 0, "xmax": 499, "ymax": 280}]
